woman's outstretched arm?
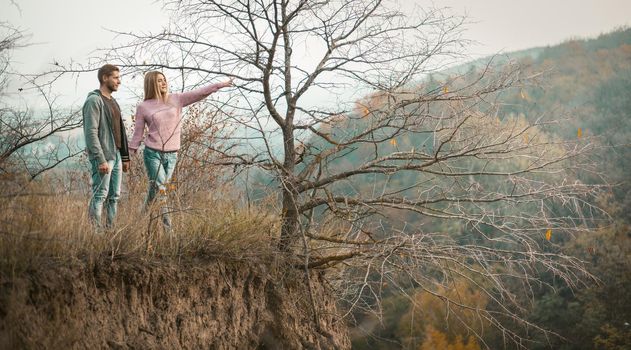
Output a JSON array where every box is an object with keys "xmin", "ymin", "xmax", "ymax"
[{"xmin": 178, "ymin": 78, "xmax": 234, "ymax": 107}]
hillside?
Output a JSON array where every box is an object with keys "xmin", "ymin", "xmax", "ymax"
[{"xmin": 346, "ymin": 27, "xmax": 631, "ymax": 349}]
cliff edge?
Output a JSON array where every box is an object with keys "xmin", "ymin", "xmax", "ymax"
[{"xmin": 0, "ymin": 256, "xmax": 350, "ymax": 349}]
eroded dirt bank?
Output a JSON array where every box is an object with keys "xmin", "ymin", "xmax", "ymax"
[{"xmin": 0, "ymin": 256, "xmax": 349, "ymax": 349}]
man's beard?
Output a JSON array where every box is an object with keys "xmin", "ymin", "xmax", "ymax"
[{"xmin": 106, "ymin": 82, "xmax": 118, "ymax": 93}]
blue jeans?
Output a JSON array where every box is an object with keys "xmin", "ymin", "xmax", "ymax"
[
  {"xmin": 143, "ymin": 147, "xmax": 177, "ymax": 228},
  {"xmin": 88, "ymin": 151, "xmax": 122, "ymax": 228}
]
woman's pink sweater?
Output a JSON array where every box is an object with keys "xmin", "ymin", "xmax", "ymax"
[{"xmin": 129, "ymin": 82, "xmax": 229, "ymax": 152}]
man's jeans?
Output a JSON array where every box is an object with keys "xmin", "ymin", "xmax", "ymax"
[
  {"xmin": 143, "ymin": 147, "xmax": 177, "ymax": 228},
  {"xmin": 88, "ymin": 151, "xmax": 122, "ymax": 228}
]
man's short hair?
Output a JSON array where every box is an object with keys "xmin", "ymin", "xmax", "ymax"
[{"xmin": 98, "ymin": 64, "xmax": 120, "ymax": 84}]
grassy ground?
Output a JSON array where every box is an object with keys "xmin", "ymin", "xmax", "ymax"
[{"xmin": 0, "ymin": 174, "xmax": 282, "ymax": 275}]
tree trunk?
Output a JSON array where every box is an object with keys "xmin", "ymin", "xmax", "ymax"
[{"xmin": 279, "ymin": 123, "xmax": 298, "ymax": 251}]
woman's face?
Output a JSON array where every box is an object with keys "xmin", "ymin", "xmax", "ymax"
[{"xmin": 157, "ymin": 74, "xmax": 168, "ymax": 94}]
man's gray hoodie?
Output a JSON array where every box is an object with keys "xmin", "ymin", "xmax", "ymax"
[{"xmin": 82, "ymin": 90, "xmax": 130, "ymax": 165}]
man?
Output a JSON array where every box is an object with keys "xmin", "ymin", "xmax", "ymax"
[{"xmin": 82, "ymin": 64, "xmax": 130, "ymax": 229}]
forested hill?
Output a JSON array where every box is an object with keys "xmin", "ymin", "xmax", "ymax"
[
  {"xmin": 441, "ymin": 26, "xmax": 631, "ymax": 134},
  {"xmin": 499, "ymin": 27, "xmax": 631, "ymax": 220},
  {"xmin": 350, "ymin": 27, "xmax": 631, "ymax": 350},
  {"xmin": 430, "ymin": 26, "xmax": 630, "ymax": 217},
  {"xmin": 498, "ymin": 26, "xmax": 631, "ymax": 130},
  {"xmin": 317, "ymin": 27, "xmax": 631, "ymax": 227}
]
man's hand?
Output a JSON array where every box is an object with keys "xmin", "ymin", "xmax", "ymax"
[
  {"xmin": 122, "ymin": 161, "xmax": 130, "ymax": 173},
  {"xmin": 98, "ymin": 162, "xmax": 110, "ymax": 174}
]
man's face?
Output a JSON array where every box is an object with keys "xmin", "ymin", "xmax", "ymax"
[{"xmin": 103, "ymin": 71, "xmax": 121, "ymax": 93}]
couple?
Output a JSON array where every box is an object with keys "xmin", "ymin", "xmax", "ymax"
[{"xmin": 82, "ymin": 64, "xmax": 233, "ymax": 230}]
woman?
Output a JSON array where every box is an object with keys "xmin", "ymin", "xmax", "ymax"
[{"xmin": 129, "ymin": 71, "xmax": 233, "ymax": 229}]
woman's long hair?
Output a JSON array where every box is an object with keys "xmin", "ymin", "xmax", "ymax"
[{"xmin": 143, "ymin": 71, "xmax": 168, "ymax": 102}]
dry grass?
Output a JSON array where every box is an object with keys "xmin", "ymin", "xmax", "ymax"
[{"xmin": 0, "ymin": 176, "xmax": 282, "ymax": 274}]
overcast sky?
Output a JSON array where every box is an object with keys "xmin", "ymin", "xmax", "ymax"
[{"xmin": 3, "ymin": 0, "xmax": 631, "ymax": 107}]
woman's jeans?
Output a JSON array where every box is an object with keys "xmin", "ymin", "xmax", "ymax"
[
  {"xmin": 143, "ymin": 147, "xmax": 177, "ymax": 229},
  {"xmin": 88, "ymin": 151, "xmax": 122, "ymax": 228}
]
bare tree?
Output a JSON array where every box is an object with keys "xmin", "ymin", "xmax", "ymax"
[
  {"xmin": 0, "ymin": 22, "xmax": 82, "ymax": 183},
  {"xmin": 38, "ymin": 0, "xmax": 606, "ymax": 346}
]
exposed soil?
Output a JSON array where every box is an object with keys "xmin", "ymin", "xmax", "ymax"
[{"xmin": 0, "ymin": 256, "xmax": 349, "ymax": 349}]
